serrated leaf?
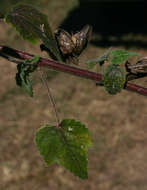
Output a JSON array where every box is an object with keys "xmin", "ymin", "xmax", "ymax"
[
  {"xmin": 85, "ymin": 48, "xmax": 112, "ymax": 69},
  {"xmin": 15, "ymin": 60, "xmax": 38, "ymax": 97},
  {"xmin": 103, "ymin": 64, "xmax": 126, "ymax": 95},
  {"xmin": 5, "ymin": 4, "xmax": 62, "ymax": 61},
  {"xmin": 35, "ymin": 119, "xmax": 92, "ymax": 179},
  {"xmin": 111, "ymin": 49, "xmax": 139, "ymax": 65}
]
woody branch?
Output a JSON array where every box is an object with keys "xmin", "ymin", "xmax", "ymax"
[{"xmin": 0, "ymin": 45, "xmax": 147, "ymax": 96}]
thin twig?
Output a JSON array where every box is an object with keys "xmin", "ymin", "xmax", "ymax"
[
  {"xmin": 0, "ymin": 45, "xmax": 147, "ymax": 96},
  {"xmin": 39, "ymin": 68, "xmax": 60, "ymax": 127}
]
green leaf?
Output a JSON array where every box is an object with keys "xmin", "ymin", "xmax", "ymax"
[
  {"xmin": 111, "ymin": 49, "xmax": 139, "ymax": 65},
  {"xmin": 103, "ymin": 64, "xmax": 126, "ymax": 95},
  {"xmin": 85, "ymin": 48, "xmax": 112, "ymax": 69},
  {"xmin": 24, "ymin": 55, "xmax": 40, "ymax": 64},
  {"xmin": 15, "ymin": 57, "xmax": 38, "ymax": 97},
  {"xmin": 35, "ymin": 119, "xmax": 92, "ymax": 179},
  {"xmin": 0, "ymin": 0, "xmax": 39, "ymax": 18},
  {"xmin": 5, "ymin": 4, "xmax": 62, "ymax": 61}
]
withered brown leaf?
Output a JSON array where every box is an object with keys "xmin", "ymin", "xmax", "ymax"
[
  {"xmin": 126, "ymin": 58, "xmax": 147, "ymax": 74},
  {"xmin": 55, "ymin": 25, "xmax": 92, "ymax": 65},
  {"xmin": 55, "ymin": 29, "xmax": 75, "ymax": 55},
  {"xmin": 72, "ymin": 25, "xmax": 92, "ymax": 56}
]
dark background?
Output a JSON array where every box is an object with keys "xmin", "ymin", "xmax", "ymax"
[{"xmin": 60, "ymin": 1, "xmax": 147, "ymax": 47}]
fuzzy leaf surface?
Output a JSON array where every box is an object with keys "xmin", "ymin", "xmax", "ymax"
[
  {"xmin": 15, "ymin": 56, "xmax": 39, "ymax": 97},
  {"xmin": 103, "ymin": 64, "xmax": 126, "ymax": 95},
  {"xmin": 85, "ymin": 48, "xmax": 112, "ymax": 69},
  {"xmin": 35, "ymin": 119, "xmax": 92, "ymax": 179},
  {"xmin": 5, "ymin": 4, "xmax": 61, "ymax": 60},
  {"xmin": 111, "ymin": 49, "xmax": 139, "ymax": 65}
]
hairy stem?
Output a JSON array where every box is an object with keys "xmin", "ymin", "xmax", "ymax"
[{"xmin": 0, "ymin": 45, "xmax": 147, "ymax": 96}]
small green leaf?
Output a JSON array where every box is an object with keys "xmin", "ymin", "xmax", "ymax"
[
  {"xmin": 5, "ymin": 4, "xmax": 62, "ymax": 61},
  {"xmin": 85, "ymin": 48, "xmax": 112, "ymax": 69},
  {"xmin": 35, "ymin": 119, "xmax": 92, "ymax": 179},
  {"xmin": 24, "ymin": 55, "xmax": 40, "ymax": 64},
  {"xmin": 15, "ymin": 58, "xmax": 38, "ymax": 97},
  {"xmin": 111, "ymin": 49, "xmax": 139, "ymax": 65},
  {"xmin": 103, "ymin": 64, "xmax": 126, "ymax": 95}
]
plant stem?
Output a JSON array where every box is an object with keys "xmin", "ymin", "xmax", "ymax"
[
  {"xmin": 39, "ymin": 68, "xmax": 60, "ymax": 127},
  {"xmin": 0, "ymin": 45, "xmax": 147, "ymax": 96}
]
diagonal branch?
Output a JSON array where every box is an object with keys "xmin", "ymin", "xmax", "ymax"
[{"xmin": 0, "ymin": 45, "xmax": 147, "ymax": 96}]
